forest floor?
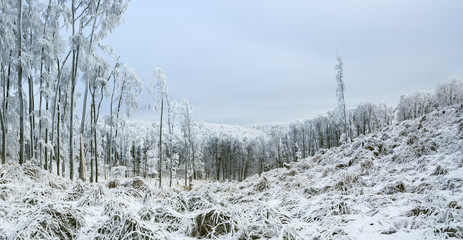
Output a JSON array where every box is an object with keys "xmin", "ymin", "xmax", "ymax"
[{"xmin": 0, "ymin": 105, "xmax": 463, "ymax": 239}]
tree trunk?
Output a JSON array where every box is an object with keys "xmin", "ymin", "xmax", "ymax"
[
  {"xmin": 109, "ymin": 78, "xmax": 115, "ymax": 169},
  {"xmin": 69, "ymin": 0, "xmax": 80, "ymax": 180},
  {"xmin": 90, "ymin": 101, "xmax": 94, "ymax": 183},
  {"xmin": 79, "ymin": 0, "xmax": 100, "ymax": 180},
  {"xmin": 0, "ymin": 109, "xmax": 5, "ymax": 164},
  {"xmin": 94, "ymin": 89, "xmax": 103, "ymax": 183},
  {"xmin": 80, "ymin": 134, "xmax": 86, "ymax": 181},
  {"xmin": 56, "ymin": 86, "xmax": 61, "ymax": 176},
  {"xmin": 169, "ymin": 156, "xmax": 173, "ymax": 187},
  {"xmin": 45, "ymin": 84, "xmax": 49, "ymax": 170},
  {"xmin": 70, "ymin": 56, "xmax": 76, "ymax": 180},
  {"xmin": 158, "ymin": 98, "xmax": 163, "ymax": 188},
  {"xmin": 184, "ymin": 138, "xmax": 188, "ymax": 186},
  {"xmin": 215, "ymin": 140, "xmax": 219, "ymax": 180},
  {"xmin": 28, "ymin": 75, "xmax": 34, "ymax": 160},
  {"xmin": 110, "ymin": 74, "xmax": 126, "ymax": 168},
  {"xmin": 17, "ymin": 0, "xmax": 25, "ymax": 165},
  {"xmin": 1, "ymin": 57, "xmax": 10, "ymax": 165},
  {"xmin": 143, "ymin": 146, "xmax": 147, "ymax": 179},
  {"xmin": 38, "ymin": 60, "xmax": 43, "ymax": 166}
]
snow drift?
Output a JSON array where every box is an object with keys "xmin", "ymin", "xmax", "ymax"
[{"xmin": 0, "ymin": 104, "xmax": 462, "ymax": 239}]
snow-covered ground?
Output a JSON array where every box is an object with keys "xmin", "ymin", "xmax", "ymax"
[{"xmin": 0, "ymin": 105, "xmax": 462, "ymax": 239}]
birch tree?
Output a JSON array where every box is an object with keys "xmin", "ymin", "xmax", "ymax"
[
  {"xmin": 181, "ymin": 99, "xmax": 196, "ymax": 185},
  {"xmin": 335, "ymin": 52, "xmax": 348, "ymax": 143},
  {"xmin": 17, "ymin": 0, "xmax": 26, "ymax": 165},
  {"xmin": 78, "ymin": 0, "xmax": 129, "ymax": 180},
  {"xmin": 0, "ymin": 0, "xmax": 17, "ymax": 164},
  {"xmin": 153, "ymin": 67, "xmax": 168, "ymax": 188}
]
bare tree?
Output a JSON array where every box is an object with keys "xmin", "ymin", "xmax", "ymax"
[
  {"xmin": 335, "ymin": 52, "xmax": 348, "ymax": 143},
  {"xmin": 153, "ymin": 67, "xmax": 168, "ymax": 188},
  {"xmin": 17, "ymin": 0, "xmax": 26, "ymax": 165}
]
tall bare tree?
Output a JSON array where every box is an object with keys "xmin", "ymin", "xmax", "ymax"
[
  {"xmin": 335, "ymin": 52, "xmax": 348, "ymax": 143},
  {"xmin": 153, "ymin": 67, "xmax": 168, "ymax": 188},
  {"xmin": 17, "ymin": 0, "xmax": 26, "ymax": 165}
]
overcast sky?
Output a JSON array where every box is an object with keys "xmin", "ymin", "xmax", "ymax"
[{"xmin": 106, "ymin": 0, "xmax": 463, "ymax": 125}]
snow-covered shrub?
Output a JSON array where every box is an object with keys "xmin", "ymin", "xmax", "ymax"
[
  {"xmin": 102, "ymin": 199, "xmax": 128, "ymax": 216},
  {"xmin": 122, "ymin": 176, "xmax": 148, "ymax": 191},
  {"xmin": 331, "ymin": 201, "xmax": 351, "ymax": 215},
  {"xmin": 334, "ymin": 173, "xmax": 364, "ymax": 194},
  {"xmin": 106, "ymin": 179, "xmax": 120, "ymax": 189},
  {"xmin": 238, "ymin": 205, "xmax": 289, "ymax": 239},
  {"xmin": 434, "ymin": 226, "xmax": 463, "ymax": 239},
  {"xmin": 15, "ymin": 204, "xmax": 84, "ymax": 240},
  {"xmin": 49, "ymin": 180, "xmax": 67, "ymax": 190},
  {"xmin": 360, "ymin": 159, "xmax": 374, "ymax": 170},
  {"xmin": 96, "ymin": 211, "xmax": 163, "ymax": 239},
  {"xmin": 432, "ymin": 165, "xmax": 448, "ymax": 175},
  {"xmin": 64, "ymin": 181, "xmax": 89, "ymax": 201},
  {"xmin": 77, "ymin": 185, "xmax": 105, "ymax": 207},
  {"xmin": 254, "ymin": 176, "xmax": 270, "ymax": 192},
  {"xmin": 191, "ymin": 209, "xmax": 237, "ymax": 238},
  {"xmin": 165, "ymin": 194, "xmax": 189, "ymax": 213},
  {"xmin": 0, "ymin": 184, "xmax": 14, "ymax": 201},
  {"xmin": 187, "ymin": 194, "xmax": 213, "ymax": 211},
  {"xmin": 381, "ymin": 182, "xmax": 406, "ymax": 195},
  {"xmin": 145, "ymin": 206, "xmax": 184, "ymax": 232},
  {"xmin": 110, "ymin": 166, "xmax": 126, "ymax": 179}
]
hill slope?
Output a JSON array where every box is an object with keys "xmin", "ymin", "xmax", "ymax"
[{"xmin": 0, "ymin": 104, "xmax": 462, "ymax": 239}]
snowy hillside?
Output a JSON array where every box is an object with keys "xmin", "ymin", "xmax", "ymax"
[{"xmin": 0, "ymin": 104, "xmax": 462, "ymax": 239}]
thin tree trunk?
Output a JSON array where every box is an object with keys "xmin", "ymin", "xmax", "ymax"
[
  {"xmin": 143, "ymin": 146, "xmax": 147, "ymax": 179},
  {"xmin": 114, "ymin": 79, "xmax": 125, "ymax": 148},
  {"xmin": 90, "ymin": 101, "xmax": 94, "ymax": 183},
  {"xmin": 48, "ymin": 53, "xmax": 69, "ymax": 175},
  {"xmin": 56, "ymin": 86, "xmax": 61, "ymax": 176},
  {"xmin": 70, "ymin": 49, "xmax": 78, "ymax": 180},
  {"xmin": 158, "ymin": 99, "xmax": 163, "ymax": 188},
  {"xmin": 109, "ymin": 76, "xmax": 116, "ymax": 169},
  {"xmin": 167, "ymin": 101, "xmax": 173, "ymax": 187},
  {"xmin": 1, "ymin": 58, "xmax": 10, "ymax": 164},
  {"xmin": 169, "ymin": 156, "xmax": 173, "ymax": 187},
  {"xmin": 184, "ymin": 137, "xmax": 188, "ymax": 186},
  {"xmin": 94, "ymin": 91, "xmax": 102, "ymax": 183},
  {"xmin": 80, "ymin": 0, "xmax": 101, "ymax": 176},
  {"xmin": 80, "ymin": 133, "xmax": 86, "ymax": 181},
  {"xmin": 191, "ymin": 142, "xmax": 195, "ymax": 179},
  {"xmin": 44, "ymin": 97, "xmax": 48, "ymax": 170},
  {"xmin": 38, "ymin": 58, "xmax": 43, "ymax": 166},
  {"xmin": 215, "ymin": 140, "xmax": 219, "ymax": 180},
  {"xmin": 18, "ymin": 0, "xmax": 25, "ymax": 165},
  {"xmin": 28, "ymin": 75, "xmax": 34, "ymax": 159},
  {"xmin": 1, "ymin": 59, "xmax": 7, "ymax": 164},
  {"xmin": 69, "ymin": 0, "xmax": 80, "ymax": 180},
  {"xmin": 27, "ymin": 10, "xmax": 34, "ymax": 160},
  {"xmin": 0, "ymin": 109, "xmax": 5, "ymax": 164}
]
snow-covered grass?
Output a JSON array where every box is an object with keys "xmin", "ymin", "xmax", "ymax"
[{"xmin": 1, "ymin": 105, "xmax": 463, "ymax": 239}]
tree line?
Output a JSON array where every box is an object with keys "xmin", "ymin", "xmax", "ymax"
[{"xmin": 92, "ymin": 76, "xmax": 463, "ymax": 187}]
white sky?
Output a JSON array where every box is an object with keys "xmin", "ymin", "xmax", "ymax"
[{"xmin": 106, "ymin": 0, "xmax": 463, "ymax": 125}]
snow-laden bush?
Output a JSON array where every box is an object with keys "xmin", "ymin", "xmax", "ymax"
[
  {"xmin": 95, "ymin": 211, "xmax": 164, "ymax": 239},
  {"xmin": 191, "ymin": 208, "xmax": 237, "ymax": 238}
]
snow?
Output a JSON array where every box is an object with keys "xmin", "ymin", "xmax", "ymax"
[{"xmin": 0, "ymin": 104, "xmax": 462, "ymax": 239}]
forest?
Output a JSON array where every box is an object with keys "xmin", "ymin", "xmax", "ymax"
[
  {"xmin": 1, "ymin": 0, "xmax": 463, "ymax": 187},
  {"xmin": 1, "ymin": 1, "xmax": 463, "ymax": 239}
]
